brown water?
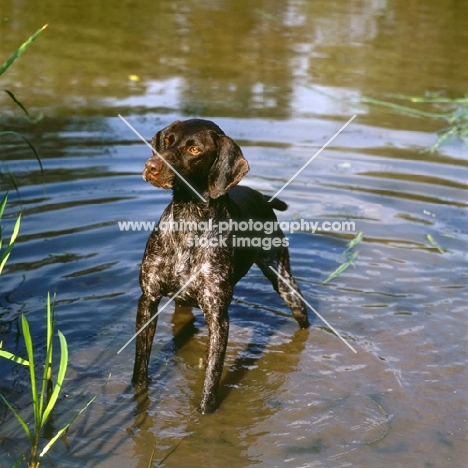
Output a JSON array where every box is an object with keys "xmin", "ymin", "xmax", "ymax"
[{"xmin": 0, "ymin": 1, "xmax": 467, "ymax": 467}]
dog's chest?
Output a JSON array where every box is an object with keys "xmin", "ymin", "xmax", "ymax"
[
  {"xmin": 142, "ymin": 211, "xmax": 233, "ymax": 301},
  {"xmin": 156, "ymin": 226, "xmax": 229, "ymax": 270}
]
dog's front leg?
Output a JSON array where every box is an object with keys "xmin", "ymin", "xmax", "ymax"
[
  {"xmin": 198, "ymin": 306, "xmax": 230, "ymax": 414},
  {"xmin": 132, "ymin": 294, "xmax": 161, "ymax": 388}
]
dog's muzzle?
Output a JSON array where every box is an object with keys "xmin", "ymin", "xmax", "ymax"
[{"xmin": 143, "ymin": 156, "xmax": 173, "ymax": 189}]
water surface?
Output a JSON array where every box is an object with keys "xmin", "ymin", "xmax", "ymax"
[{"xmin": 0, "ymin": 1, "xmax": 467, "ymax": 467}]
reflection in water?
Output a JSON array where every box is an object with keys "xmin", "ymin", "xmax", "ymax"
[
  {"xmin": 130, "ymin": 303, "xmax": 310, "ymax": 467},
  {"xmin": 1, "ymin": 0, "xmax": 466, "ymax": 118}
]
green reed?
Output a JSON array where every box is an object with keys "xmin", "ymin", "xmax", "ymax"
[
  {"xmin": 361, "ymin": 94, "xmax": 468, "ymax": 152},
  {"xmin": 0, "ymin": 294, "xmax": 107, "ymax": 467},
  {"xmin": 0, "ymin": 24, "xmax": 110, "ymax": 468},
  {"xmin": 0, "ymin": 294, "xmax": 66, "ymax": 467},
  {"xmin": 0, "ymin": 25, "xmax": 47, "ymax": 185},
  {"xmin": 308, "ymin": 86, "xmax": 467, "ymax": 152},
  {"xmin": 0, "ymin": 193, "xmax": 21, "ymax": 274},
  {"xmin": 1, "ymin": 193, "xmax": 106, "ymax": 466},
  {"xmin": 426, "ymin": 234, "xmax": 446, "ymax": 253},
  {"xmin": 322, "ymin": 232, "xmax": 362, "ymax": 284}
]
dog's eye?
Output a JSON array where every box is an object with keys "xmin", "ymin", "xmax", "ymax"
[
  {"xmin": 188, "ymin": 146, "xmax": 201, "ymax": 155},
  {"xmin": 163, "ymin": 137, "xmax": 170, "ymax": 147}
]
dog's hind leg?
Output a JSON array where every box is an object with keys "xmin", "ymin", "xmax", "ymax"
[{"xmin": 256, "ymin": 246, "xmax": 310, "ymax": 329}]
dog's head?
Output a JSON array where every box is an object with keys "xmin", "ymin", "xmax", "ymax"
[{"xmin": 143, "ymin": 119, "xmax": 249, "ymax": 199}]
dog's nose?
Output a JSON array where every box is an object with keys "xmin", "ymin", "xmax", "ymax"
[{"xmin": 145, "ymin": 157, "xmax": 164, "ymax": 175}]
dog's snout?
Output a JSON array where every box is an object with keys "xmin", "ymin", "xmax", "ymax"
[
  {"xmin": 143, "ymin": 155, "xmax": 173, "ymax": 188},
  {"xmin": 145, "ymin": 157, "xmax": 164, "ymax": 175}
]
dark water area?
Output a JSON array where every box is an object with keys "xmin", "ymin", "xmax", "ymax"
[{"xmin": 0, "ymin": 1, "xmax": 467, "ymax": 467}]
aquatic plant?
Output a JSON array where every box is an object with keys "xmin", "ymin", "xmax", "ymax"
[
  {"xmin": 0, "ymin": 25, "xmax": 47, "ymax": 186},
  {"xmin": 308, "ymin": 86, "xmax": 467, "ymax": 152},
  {"xmin": 1, "ymin": 193, "xmax": 104, "ymax": 467},
  {"xmin": 361, "ymin": 94, "xmax": 468, "ymax": 152},
  {"xmin": 1, "ymin": 189, "xmax": 108, "ymax": 467},
  {"xmin": 0, "ymin": 192, "xmax": 21, "ymax": 274},
  {"xmin": 0, "ymin": 294, "xmax": 107, "ymax": 468},
  {"xmin": 1, "ymin": 26, "xmax": 108, "ymax": 467},
  {"xmin": 322, "ymin": 231, "xmax": 362, "ymax": 284}
]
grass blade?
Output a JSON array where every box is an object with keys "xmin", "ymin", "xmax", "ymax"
[
  {"xmin": 0, "ymin": 131, "xmax": 44, "ymax": 180},
  {"xmin": 12, "ymin": 454, "xmax": 27, "ymax": 468},
  {"xmin": 0, "ymin": 88, "xmax": 32, "ymax": 120},
  {"xmin": 346, "ymin": 231, "xmax": 363, "ymax": 251},
  {"xmin": 427, "ymin": 234, "xmax": 445, "ymax": 253},
  {"xmin": 39, "ymin": 373, "xmax": 111, "ymax": 459},
  {"xmin": 361, "ymin": 97, "xmax": 448, "ymax": 120},
  {"xmin": 323, "ymin": 250, "xmax": 359, "ymax": 284},
  {"xmin": 41, "ymin": 330, "xmax": 68, "ymax": 427},
  {"xmin": 0, "ymin": 393, "xmax": 32, "ymax": 441},
  {"xmin": 0, "ymin": 192, "xmax": 7, "ymax": 219},
  {"xmin": 0, "ymin": 213, "xmax": 21, "ymax": 276},
  {"xmin": 0, "ymin": 25, "xmax": 48, "ymax": 77},
  {"xmin": 39, "ymin": 293, "xmax": 55, "ymax": 424},
  {"xmin": 1, "ymin": 171, "xmax": 21, "ymax": 201},
  {"xmin": 407, "ymin": 96, "xmax": 468, "ymax": 104},
  {"xmin": 0, "ymin": 241, "xmax": 17, "ymax": 273},
  {"xmin": 0, "ymin": 344, "xmax": 29, "ymax": 365},
  {"xmin": 21, "ymin": 315, "xmax": 39, "ymax": 426},
  {"xmin": 0, "ymin": 193, "xmax": 6, "ymax": 254},
  {"xmin": 11, "ymin": 212, "xmax": 21, "ymax": 241}
]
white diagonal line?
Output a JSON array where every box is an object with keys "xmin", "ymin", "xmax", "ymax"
[
  {"xmin": 268, "ymin": 266, "xmax": 357, "ymax": 353},
  {"xmin": 117, "ymin": 269, "xmax": 201, "ymax": 354},
  {"xmin": 268, "ymin": 115, "xmax": 356, "ymax": 202},
  {"xmin": 118, "ymin": 114, "xmax": 207, "ymax": 203}
]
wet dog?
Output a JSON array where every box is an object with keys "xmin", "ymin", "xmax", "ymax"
[{"xmin": 132, "ymin": 119, "xmax": 309, "ymax": 413}]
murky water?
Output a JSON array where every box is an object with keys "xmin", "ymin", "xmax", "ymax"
[{"xmin": 1, "ymin": 1, "xmax": 467, "ymax": 467}]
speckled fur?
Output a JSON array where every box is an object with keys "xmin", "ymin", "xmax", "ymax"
[{"xmin": 132, "ymin": 119, "xmax": 309, "ymax": 414}]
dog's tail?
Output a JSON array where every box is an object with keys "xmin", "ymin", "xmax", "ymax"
[{"xmin": 264, "ymin": 196, "xmax": 288, "ymax": 212}]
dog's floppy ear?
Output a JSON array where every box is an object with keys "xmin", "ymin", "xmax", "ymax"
[{"xmin": 208, "ymin": 135, "xmax": 249, "ymax": 199}]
